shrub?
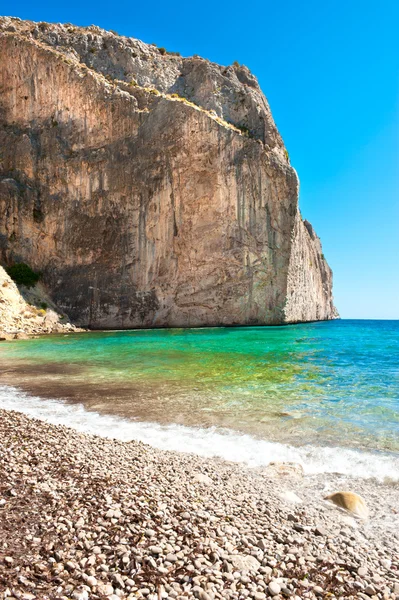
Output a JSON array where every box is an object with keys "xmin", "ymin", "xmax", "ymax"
[
  {"xmin": 236, "ymin": 124, "xmax": 251, "ymax": 137},
  {"xmin": 232, "ymin": 61, "xmax": 240, "ymax": 68},
  {"xmin": 6, "ymin": 263, "xmax": 40, "ymax": 288},
  {"xmin": 179, "ymin": 97, "xmax": 197, "ymax": 108},
  {"xmin": 40, "ymin": 301, "xmax": 48, "ymax": 310},
  {"xmin": 158, "ymin": 47, "xmax": 166, "ymax": 55},
  {"xmin": 284, "ymin": 148, "xmax": 290, "ymax": 162},
  {"xmin": 89, "ymin": 47, "xmax": 96, "ymax": 53}
]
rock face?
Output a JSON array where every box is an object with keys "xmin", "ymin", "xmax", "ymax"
[
  {"xmin": 0, "ymin": 266, "xmax": 81, "ymax": 338},
  {"xmin": 0, "ymin": 17, "xmax": 338, "ymax": 329}
]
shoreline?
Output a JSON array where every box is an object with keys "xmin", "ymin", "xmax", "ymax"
[
  {"xmin": 0, "ymin": 319, "xmax": 336, "ymax": 342},
  {"xmin": 1, "ymin": 383, "xmax": 399, "ymax": 482},
  {"xmin": 0, "ymin": 408, "xmax": 398, "ymax": 599}
]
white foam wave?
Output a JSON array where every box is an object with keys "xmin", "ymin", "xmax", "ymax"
[{"xmin": 1, "ymin": 384, "xmax": 398, "ymax": 481}]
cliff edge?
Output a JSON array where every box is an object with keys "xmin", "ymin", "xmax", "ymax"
[{"xmin": 0, "ymin": 17, "xmax": 338, "ymax": 328}]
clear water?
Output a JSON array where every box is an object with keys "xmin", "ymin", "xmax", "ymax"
[{"xmin": 0, "ymin": 320, "xmax": 398, "ymax": 477}]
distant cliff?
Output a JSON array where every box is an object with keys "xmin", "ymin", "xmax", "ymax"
[{"xmin": 0, "ymin": 17, "xmax": 338, "ymax": 328}]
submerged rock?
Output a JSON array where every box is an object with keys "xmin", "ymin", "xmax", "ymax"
[{"xmin": 264, "ymin": 461, "xmax": 304, "ymax": 478}]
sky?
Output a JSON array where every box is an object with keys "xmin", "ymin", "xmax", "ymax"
[{"xmin": 3, "ymin": 0, "xmax": 399, "ymax": 319}]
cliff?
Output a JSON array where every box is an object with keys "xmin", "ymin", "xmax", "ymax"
[
  {"xmin": 0, "ymin": 17, "xmax": 338, "ymax": 329},
  {"xmin": 0, "ymin": 265, "xmax": 81, "ymax": 339}
]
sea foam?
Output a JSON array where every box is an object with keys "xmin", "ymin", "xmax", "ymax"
[{"xmin": 1, "ymin": 384, "xmax": 398, "ymax": 481}]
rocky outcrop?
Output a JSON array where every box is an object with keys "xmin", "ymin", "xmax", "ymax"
[
  {"xmin": 284, "ymin": 218, "xmax": 339, "ymax": 323},
  {"xmin": 0, "ymin": 266, "xmax": 82, "ymax": 338},
  {"xmin": 0, "ymin": 17, "xmax": 338, "ymax": 329}
]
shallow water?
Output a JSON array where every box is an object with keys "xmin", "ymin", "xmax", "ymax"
[{"xmin": 0, "ymin": 320, "xmax": 398, "ymax": 478}]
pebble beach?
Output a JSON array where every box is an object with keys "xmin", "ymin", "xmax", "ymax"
[{"xmin": 0, "ymin": 409, "xmax": 398, "ymax": 600}]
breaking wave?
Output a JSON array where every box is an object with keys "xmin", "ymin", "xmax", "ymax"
[{"xmin": 1, "ymin": 384, "xmax": 398, "ymax": 481}]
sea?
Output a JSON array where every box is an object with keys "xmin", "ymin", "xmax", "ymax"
[{"xmin": 0, "ymin": 319, "xmax": 398, "ymax": 481}]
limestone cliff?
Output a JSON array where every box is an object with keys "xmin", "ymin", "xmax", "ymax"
[
  {"xmin": 0, "ymin": 266, "xmax": 81, "ymax": 338},
  {"xmin": 0, "ymin": 17, "xmax": 338, "ymax": 328}
]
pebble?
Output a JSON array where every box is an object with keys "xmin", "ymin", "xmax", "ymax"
[
  {"xmin": 193, "ymin": 473, "xmax": 213, "ymax": 485},
  {"xmin": 228, "ymin": 555, "xmax": 260, "ymax": 573},
  {"xmin": 279, "ymin": 491, "xmax": 302, "ymax": 504},
  {"xmin": 72, "ymin": 591, "xmax": 89, "ymax": 600},
  {"xmin": 165, "ymin": 553, "xmax": 178, "ymax": 563},
  {"xmin": 268, "ymin": 581, "xmax": 281, "ymax": 596},
  {"xmin": 380, "ymin": 558, "xmax": 391, "ymax": 569},
  {"xmin": 364, "ymin": 585, "xmax": 377, "ymax": 596},
  {"xmin": 86, "ymin": 576, "xmax": 97, "ymax": 587},
  {"xmin": 0, "ymin": 408, "xmax": 397, "ymax": 600}
]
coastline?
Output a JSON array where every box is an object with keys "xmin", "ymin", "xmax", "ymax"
[
  {"xmin": 1, "ymin": 383, "xmax": 399, "ymax": 481},
  {"xmin": 0, "ymin": 408, "xmax": 398, "ymax": 599}
]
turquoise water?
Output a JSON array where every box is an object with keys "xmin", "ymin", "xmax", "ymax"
[{"xmin": 0, "ymin": 320, "xmax": 398, "ymax": 456}]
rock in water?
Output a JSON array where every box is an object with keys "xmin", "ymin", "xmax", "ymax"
[
  {"xmin": 324, "ymin": 491, "xmax": 369, "ymax": 519},
  {"xmin": 0, "ymin": 17, "xmax": 338, "ymax": 329},
  {"xmin": 265, "ymin": 461, "xmax": 304, "ymax": 478}
]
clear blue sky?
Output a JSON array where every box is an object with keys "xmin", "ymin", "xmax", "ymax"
[{"xmin": 5, "ymin": 0, "xmax": 399, "ymax": 319}]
